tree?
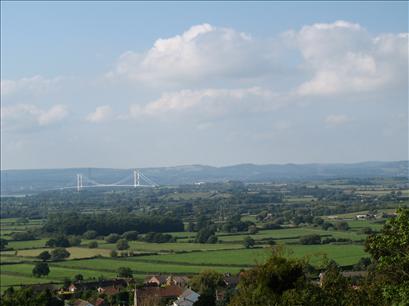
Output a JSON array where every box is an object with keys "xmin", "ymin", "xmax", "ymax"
[
  {"xmin": 195, "ymin": 227, "xmax": 216, "ymax": 244},
  {"xmin": 336, "ymin": 222, "xmax": 350, "ymax": 231},
  {"xmin": 37, "ymin": 251, "xmax": 51, "ymax": 261},
  {"xmin": 243, "ymin": 236, "xmax": 255, "ymax": 249},
  {"xmin": 299, "ymin": 234, "xmax": 321, "ymax": 245},
  {"xmin": 116, "ymin": 239, "xmax": 129, "ymax": 250},
  {"xmin": 105, "ymin": 233, "xmax": 120, "ymax": 243},
  {"xmin": 32, "ymin": 262, "xmax": 50, "ymax": 277},
  {"xmin": 45, "ymin": 236, "xmax": 69, "ymax": 247},
  {"xmin": 0, "ymin": 238, "xmax": 8, "ymax": 251},
  {"xmin": 321, "ymin": 222, "xmax": 334, "ymax": 230},
  {"xmin": 110, "ymin": 250, "xmax": 118, "ymax": 258},
  {"xmin": 117, "ymin": 267, "xmax": 133, "ymax": 278},
  {"xmin": 74, "ymin": 274, "xmax": 83, "ymax": 281},
  {"xmin": 68, "ymin": 236, "xmax": 81, "ymax": 246},
  {"xmin": 0, "ymin": 287, "xmax": 64, "ymax": 306},
  {"xmin": 365, "ymin": 208, "xmax": 409, "ymax": 305},
  {"xmin": 191, "ymin": 270, "xmax": 224, "ymax": 298},
  {"xmin": 121, "ymin": 231, "xmax": 138, "ymax": 241},
  {"xmin": 228, "ymin": 250, "xmax": 307, "ymax": 306},
  {"xmin": 88, "ymin": 241, "xmax": 98, "ymax": 248},
  {"xmin": 11, "ymin": 231, "xmax": 35, "ymax": 241},
  {"xmin": 50, "ymin": 248, "xmax": 70, "ymax": 260},
  {"xmin": 206, "ymin": 235, "xmax": 218, "ymax": 244},
  {"xmin": 82, "ymin": 230, "xmax": 98, "ymax": 239},
  {"xmin": 248, "ymin": 225, "xmax": 258, "ymax": 235}
]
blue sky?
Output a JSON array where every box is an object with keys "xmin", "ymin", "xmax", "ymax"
[{"xmin": 1, "ymin": 1, "xmax": 408, "ymax": 169}]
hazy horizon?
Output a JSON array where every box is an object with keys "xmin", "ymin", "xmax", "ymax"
[
  {"xmin": 1, "ymin": 159, "xmax": 408, "ymax": 172},
  {"xmin": 1, "ymin": 2, "xmax": 408, "ymax": 169}
]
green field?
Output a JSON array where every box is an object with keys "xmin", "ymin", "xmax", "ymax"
[
  {"xmin": 127, "ymin": 244, "xmax": 367, "ymax": 267},
  {"xmin": 99, "ymin": 240, "xmax": 243, "ymax": 252},
  {"xmin": 16, "ymin": 247, "xmax": 112, "ymax": 259},
  {"xmin": 1, "ymin": 263, "xmax": 117, "ymax": 281},
  {"xmin": 6, "ymin": 239, "xmax": 48, "ymax": 250},
  {"xmin": 52, "ymin": 258, "xmax": 240, "ymax": 275}
]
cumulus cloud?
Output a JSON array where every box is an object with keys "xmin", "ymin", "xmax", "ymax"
[
  {"xmin": 129, "ymin": 87, "xmax": 286, "ymax": 119},
  {"xmin": 288, "ymin": 21, "xmax": 408, "ymax": 96},
  {"xmin": 1, "ymin": 104, "xmax": 68, "ymax": 130},
  {"xmin": 108, "ymin": 24, "xmax": 276, "ymax": 84},
  {"xmin": 324, "ymin": 114, "xmax": 350, "ymax": 126},
  {"xmin": 86, "ymin": 105, "xmax": 113, "ymax": 123},
  {"xmin": 1, "ymin": 75, "xmax": 61, "ymax": 97}
]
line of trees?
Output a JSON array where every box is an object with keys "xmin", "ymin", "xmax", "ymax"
[{"xmin": 42, "ymin": 212, "xmax": 184, "ymax": 235}]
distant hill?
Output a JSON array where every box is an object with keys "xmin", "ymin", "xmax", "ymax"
[{"xmin": 1, "ymin": 161, "xmax": 408, "ymax": 195}]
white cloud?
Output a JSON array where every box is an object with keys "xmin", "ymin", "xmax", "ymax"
[
  {"xmin": 324, "ymin": 114, "xmax": 350, "ymax": 126},
  {"xmin": 86, "ymin": 105, "xmax": 113, "ymax": 123},
  {"xmin": 1, "ymin": 75, "xmax": 61, "ymax": 97},
  {"xmin": 37, "ymin": 105, "xmax": 68, "ymax": 126},
  {"xmin": 108, "ymin": 24, "xmax": 275, "ymax": 84},
  {"xmin": 1, "ymin": 104, "xmax": 68, "ymax": 130},
  {"xmin": 129, "ymin": 87, "xmax": 285, "ymax": 119},
  {"xmin": 288, "ymin": 21, "xmax": 408, "ymax": 96}
]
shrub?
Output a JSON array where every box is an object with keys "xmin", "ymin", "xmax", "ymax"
[
  {"xmin": 83, "ymin": 230, "xmax": 98, "ymax": 239},
  {"xmin": 11, "ymin": 232, "xmax": 35, "ymax": 241},
  {"xmin": 121, "ymin": 231, "xmax": 138, "ymax": 241},
  {"xmin": 32, "ymin": 262, "xmax": 50, "ymax": 277},
  {"xmin": 37, "ymin": 251, "xmax": 51, "ymax": 261},
  {"xmin": 336, "ymin": 222, "xmax": 350, "ymax": 231},
  {"xmin": 243, "ymin": 236, "xmax": 255, "ymax": 249},
  {"xmin": 105, "ymin": 233, "xmax": 120, "ymax": 243},
  {"xmin": 299, "ymin": 234, "xmax": 321, "ymax": 245},
  {"xmin": 88, "ymin": 241, "xmax": 98, "ymax": 248},
  {"xmin": 116, "ymin": 239, "xmax": 130, "ymax": 250},
  {"xmin": 50, "ymin": 248, "xmax": 70, "ymax": 260},
  {"xmin": 117, "ymin": 267, "xmax": 133, "ymax": 278}
]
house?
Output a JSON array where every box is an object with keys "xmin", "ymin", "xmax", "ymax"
[
  {"xmin": 223, "ymin": 274, "xmax": 240, "ymax": 287},
  {"xmin": 68, "ymin": 298, "xmax": 106, "ymax": 306},
  {"xmin": 72, "ymin": 299, "xmax": 95, "ymax": 306},
  {"xmin": 145, "ymin": 275, "xmax": 168, "ymax": 286},
  {"xmin": 172, "ymin": 288, "xmax": 200, "ymax": 306},
  {"xmin": 134, "ymin": 285, "xmax": 184, "ymax": 306},
  {"xmin": 97, "ymin": 285, "xmax": 121, "ymax": 296},
  {"xmin": 166, "ymin": 275, "xmax": 190, "ymax": 287}
]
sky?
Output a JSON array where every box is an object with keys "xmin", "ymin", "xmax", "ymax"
[{"xmin": 1, "ymin": 1, "xmax": 408, "ymax": 170}]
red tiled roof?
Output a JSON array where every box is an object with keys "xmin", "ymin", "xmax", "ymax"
[{"xmin": 136, "ymin": 285, "xmax": 184, "ymax": 298}]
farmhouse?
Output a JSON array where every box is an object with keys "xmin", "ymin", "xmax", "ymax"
[
  {"xmin": 134, "ymin": 284, "xmax": 184, "ymax": 305},
  {"xmin": 145, "ymin": 275, "xmax": 168, "ymax": 286},
  {"xmin": 172, "ymin": 288, "xmax": 200, "ymax": 306}
]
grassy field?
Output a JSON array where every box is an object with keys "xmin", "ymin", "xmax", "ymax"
[
  {"xmin": 127, "ymin": 244, "xmax": 367, "ymax": 267},
  {"xmin": 99, "ymin": 240, "xmax": 244, "ymax": 252},
  {"xmin": 214, "ymin": 227, "xmax": 366, "ymax": 243},
  {"xmin": 53, "ymin": 258, "xmax": 241, "ymax": 275},
  {"xmin": 0, "ymin": 213, "xmax": 380, "ymax": 293},
  {"xmin": 6, "ymin": 239, "xmax": 48, "ymax": 250},
  {"xmin": 1, "ymin": 263, "xmax": 117, "ymax": 283},
  {"xmin": 16, "ymin": 247, "xmax": 112, "ymax": 259},
  {"xmin": 0, "ymin": 274, "xmax": 60, "ymax": 288}
]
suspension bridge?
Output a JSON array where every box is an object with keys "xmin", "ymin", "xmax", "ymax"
[{"xmin": 56, "ymin": 169, "xmax": 157, "ymax": 192}]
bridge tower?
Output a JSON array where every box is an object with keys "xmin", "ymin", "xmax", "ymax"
[
  {"xmin": 76, "ymin": 174, "xmax": 83, "ymax": 192},
  {"xmin": 133, "ymin": 169, "xmax": 140, "ymax": 187}
]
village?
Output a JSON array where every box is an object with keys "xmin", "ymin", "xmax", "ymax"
[{"xmin": 19, "ymin": 272, "xmax": 241, "ymax": 306}]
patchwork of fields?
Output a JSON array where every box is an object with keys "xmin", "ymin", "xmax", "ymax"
[{"xmin": 0, "ymin": 215, "xmax": 379, "ymax": 291}]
